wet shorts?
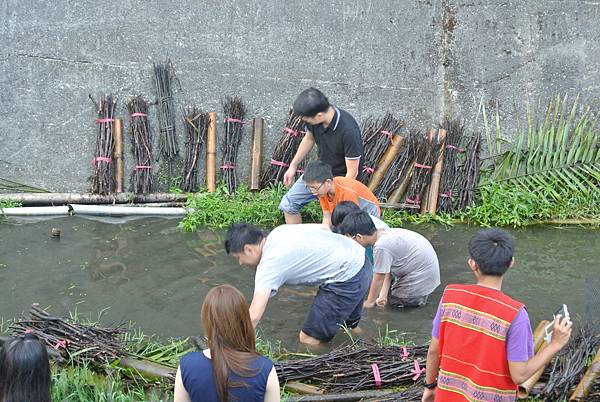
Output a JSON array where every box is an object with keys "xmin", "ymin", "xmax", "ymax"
[
  {"xmin": 389, "ymin": 293, "xmax": 430, "ymax": 308},
  {"xmin": 301, "ymin": 257, "xmax": 373, "ymax": 342}
]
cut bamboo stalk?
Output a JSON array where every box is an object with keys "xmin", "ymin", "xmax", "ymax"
[
  {"xmin": 113, "ymin": 118, "xmax": 124, "ymax": 192},
  {"xmin": 284, "ymin": 382, "xmax": 324, "ymax": 395},
  {"xmin": 532, "ymin": 320, "xmax": 550, "ymax": 353},
  {"xmin": 206, "ymin": 112, "xmax": 217, "ymax": 192},
  {"xmin": 367, "ymin": 135, "xmax": 405, "ymax": 192},
  {"xmin": 569, "ymin": 346, "xmax": 600, "ymax": 401},
  {"xmin": 249, "ymin": 117, "xmax": 264, "ymax": 191},
  {"xmin": 0, "ymin": 192, "xmax": 187, "ymax": 206},
  {"xmin": 517, "ymin": 341, "xmax": 550, "ymax": 398},
  {"xmin": 387, "ymin": 161, "xmax": 415, "ymax": 204},
  {"xmin": 423, "ymin": 129, "xmax": 446, "ymax": 214},
  {"xmin": 119, "ymin": 357, "xmax": 176, "ymax": 380}
]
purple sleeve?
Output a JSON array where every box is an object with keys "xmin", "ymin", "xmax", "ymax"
[
  {"xmin": 431, "ymin": 301, "xmax": 443, "ymax": 339},
  {"xmin": 506, "ymin": 307, "xmax": 535, "ymax": 362}
]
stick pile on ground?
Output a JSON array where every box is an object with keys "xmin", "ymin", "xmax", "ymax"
[
  {"xmin": 10, "ymin": 304, "xmax": 126, "ymax": 365},
  {"xmin": 181, "ymin": 107, "xmax": 209, "ymax": 192},
  {"xmin": 90, "ymin": 94, "xmax": 117, "ymax": 194},
  {"xmin": 220, "ymin": 96, "xmax": 247, "ymax": 194},
  {"xmin": 127, "ymin": 96, "xmax": 154, "ymax": 194}
]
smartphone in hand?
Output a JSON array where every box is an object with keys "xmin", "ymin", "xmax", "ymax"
[{"xmin": 543, "ymin": 304, "xmax": 570, "ymax": 343}]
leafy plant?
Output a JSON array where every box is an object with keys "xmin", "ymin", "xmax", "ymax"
[{"xmin": 0, "ymin": 198, "xmax": 22, "ymax": 208}]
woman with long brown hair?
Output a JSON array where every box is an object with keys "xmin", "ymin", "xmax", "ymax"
[{"xmin": 174, "ymin": 284, "xmax": 280, "ymax": 402}]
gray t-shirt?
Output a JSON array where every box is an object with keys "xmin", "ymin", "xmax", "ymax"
[
  {"xmin": 255, "ymin": 225, "xmax": 365, "ymax": 296},
  {"xmin": 374, "ymin": 228, "xmax": 440, "ymax": 297},
  {"xmin": 371, "ymin": 215, "xmax": 389, "ymax": 230}
]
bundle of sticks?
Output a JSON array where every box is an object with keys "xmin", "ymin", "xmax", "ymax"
[
  {"xmin": 375, "ymin": 130, "xmax": 415, "ymax": 201},
  {"xmin": 275, "ymin": 342, "xmax": 428, "ymax": 393},
  {"xmin": 437, "ymin": 118, "xmax": 465, "ymax": 213},
  {"xmin": 89, "ymin": 94, "xmax": 117, "ymax": 194},
  {"xmin": 127, "ymin": 96, "xmax": 154, "ymax": 194},
  {"xmin": 9, "ymin": 304, "xmax": 126, "ymax": 365},
  {"xmin": 153, "ymin": 60, "xmax": 179, "ymax": 162},
  {"xmin": 181, "ymin": 107, "xmax": 209, "ymax": 192},
  {"xmin": 260, "ymin": 110, "xmax": 307, "ymax": 188},
  {"xmin": 401, "ymin": 132, "xmax": 443, "ymax": 210},
  {"xmin": 220, "ymin": 96, "xmax": 247, "ymax": 194},
  {"xmin": 454, "ymin": 130, "xmax": 482, "ymax": 210},
  {"xmin": 358, "ymin": 113, "xmax": 404, "ymax": 184}
]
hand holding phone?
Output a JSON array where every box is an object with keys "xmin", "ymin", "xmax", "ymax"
[{"xmin": 543, "ymin": 304, "xmax": 571, "ymax": 343}]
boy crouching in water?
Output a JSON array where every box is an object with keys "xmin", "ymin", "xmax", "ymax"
[{"xmin": 422, "ymin": 228, "xmax": 572, "ymax": 402}]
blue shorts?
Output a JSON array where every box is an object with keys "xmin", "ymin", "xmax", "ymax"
[
  {"xmin": 302, "ymin": 257, "xmax": 373, "ymax": 342},
  {"xmin": 278, "ymin": 175, "xmax": 317, "ymax": 215}
]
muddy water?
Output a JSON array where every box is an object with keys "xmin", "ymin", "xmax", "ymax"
[{"xmin": 0, "ymin": 217, "xmax": 598, "ymax": 351}]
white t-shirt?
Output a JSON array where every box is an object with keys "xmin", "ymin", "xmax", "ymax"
[{"xmin": 255, "ymin": 225, "xmax": 365, "ymax": 296}]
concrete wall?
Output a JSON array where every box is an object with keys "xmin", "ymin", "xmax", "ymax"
[{"xmin": 1, "ymin": 0, "xmax": 599, "ymax": 192}]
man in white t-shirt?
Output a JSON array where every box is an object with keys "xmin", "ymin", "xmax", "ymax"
[{"xmin": 224, "ymin": 222, "xmax": 372, "ymax": 345}]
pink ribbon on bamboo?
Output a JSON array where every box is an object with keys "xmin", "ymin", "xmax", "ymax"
[
  {"xmin": 411, "ymin": 359, "xmax": 425, "ymax": 381},
  {"xmin": 371, "ymin": 363, "xmax": 382, "ymax": 386},
  {"xmin": 401, "ymin": 346, "xmax": 410, "ymax": 362},
  {"xmin": 220, "ymin": 163, "xmax": 236, "ymax": 170},
  {"xmin": 283, "ymin": 127, "xmax": 306, "ymax": 137},
  {"xmin": 362, "ymin": 166, "xmax": 375, "ymax": 174},
  {"xmin": 91, "ymin": 157, "xmax": 112, "ymax": 166},
  {"xmin": 224, "ymin": 117, "xmax": 247, "ymax": 124},
  {"xmin": 380, "ymin": 130, "xmax": 394, "ymax": 140},
  {"xmin": 130, "ymin": 113, "xmax": 148, "ymax": 118}
]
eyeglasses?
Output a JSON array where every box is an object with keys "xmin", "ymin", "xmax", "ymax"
[{"xmin": 307, "ymin": 182, "xmax": 326, "ymax": 193}]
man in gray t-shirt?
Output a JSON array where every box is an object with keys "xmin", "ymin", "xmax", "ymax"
[
  {"xmin": 337, "ymin": 211, "xmax": 440, "ymax": 308},
  {"xmin": 224, "ymin": 222, "xmax": 372, "ymax": 345}
]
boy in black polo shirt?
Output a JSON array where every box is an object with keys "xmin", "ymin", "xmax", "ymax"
[{"xmin": 279, "ymin": 88, "xmax": 364, "ymax": 224}]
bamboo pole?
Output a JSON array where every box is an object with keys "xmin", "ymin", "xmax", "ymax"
[
  {"xmin": 206, "ymin": 112, "xmax": 217, "ymax": 192},
  {"xmin": 517, "ymin": 320, "xmax": 551, "ymax": 399},
  {"xmin": 249, "ymin": 117, "xmax": 264, "ymax": 191},
  {"xmin": 367, "ymin": 135, "xmax": 405, "ymax": 192},
  {"xmin": 532, "ymin": 320, "xmax": 550, "ymax": 353},
  {"xmin": 119, "ymin": 357, "xmax": 176, "ymax": 380},
  {"xmin": 0, "ymin": 193, "xmax": 187, "ymax": 206},
  {"xmin": 113, "ymin": 118, "xmax": 124, "ymax": 193},
  {"xmin": 286, "ymin": 389, "xmax": 395, "ymax": 402},
  {"xmin": 387, "ymin": 161, "xmax": 415, "ymax": 204},
  {"xmin": 569, "ymin": 347, "xmax": 600, "ymax": 401},
  {"xmin": 423, "ymin": 129, "xmax": 446, "ymax": 214}
]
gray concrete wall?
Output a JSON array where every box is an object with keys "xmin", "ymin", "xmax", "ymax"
[{"xmin": 1, "ymin": 0, "xmax": 599, "ymax": 192}]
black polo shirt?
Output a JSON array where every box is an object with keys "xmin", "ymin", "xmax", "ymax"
[{"xmin": 306, "ymin": 107, "xmax": 363, "ymax": 176}]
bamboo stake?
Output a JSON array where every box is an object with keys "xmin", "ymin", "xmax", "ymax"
[
  {"xmin": 423, "ymin": 129, "xmax": 446, "ymax": 214},
  {"xmin": 367, "ymin": 135, "xmax": 405, "ymax": 192},
  {"xmin": 206, "ymin": 112, "xmax": 217, "ymax": 192},
  {"xmin": 387, "ymin": 161, "xmax": 414, "ymax": 204},
  {"xmin": 113, "ymin": 118, "xmax": 124, "ymax": 193},
  {"xmin": 0, "ymin": 192, "xmax": 187, "ymax": 205},
  {"xmin": 569, "ymin": 347, "xmax": 600, "ymax": 401},
  {"xmin": 532, "ymin": 320, "xmax": 550, "ymax": 353},
  {"xmin": 249, "ymin": 117, "xmax": 264, "ymax": 191},
  {"xmin": 516, "ymin": 320, "xmax": 552, "ymax": 398}
]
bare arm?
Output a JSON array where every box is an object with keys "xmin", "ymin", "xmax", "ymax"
[
  {"xmin": 365, "ymin": 273, "xmax": 386, "ymax": 307},
  {"xmin": 376, "ymin": 273, "xmax": 392, "ymax": 307},
  {"xmin": 249, "ymin": 289, "xmax": 272, "ymax": 328},
  {"xmin": 344, "ymin": 157, "xmax": 360, "ymax": 179},
  {"xmin": 264, "ymin": 366, "xmax": 281, "ymax": 402},
  {"xmin": 174, "ymin": 366, "xmax": 192, "ymax": 402},
  {"xmin": 283, "ymin": 132, "xmax": 315, "ymax": 187},
  {"xmin": 508, "ymin": 315, "xmax": 572, "ymax": 384},
  {"xmin": 322, "ymin": 210, "xmax": 332, "ymax": 227},
  {"xmin": 422, "ymin": 337, "xmax": 440, "ymax": 401}
]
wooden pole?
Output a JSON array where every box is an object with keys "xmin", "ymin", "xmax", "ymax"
[
  {"xmin": 249, "ymin": 117, "xmax": 264, "ymax": 191},
  {"xmin": 423, "ymin": 129, "xmax": 446, "ymax": 214},
  {"xmin": 0, "ymin": 192, "xmax": 187, "ymax": 206},
  {"xmin": 367, "ymin": 135, "xmax": 405, "ymax": 192},
  {"xmin": 113, "ymin": 118, "xmax": 124, "ymax": 193},
  {"xmin": 569, "ymin": 346, "xmax": 600, "ymax": 401},
  {"xmin": 206, "ymin": 112, "xmax": 217, "ymax": 192},
  {"xmin": 517, "ymin": 320, "xmax": 551, "ymax": 399},
  {"xmin": 387, "ymin": 161, "xmax": 415, "ymax": 204}
]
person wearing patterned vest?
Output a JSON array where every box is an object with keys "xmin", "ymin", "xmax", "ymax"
[{"xmin": 422, "ymin": 228, "xmax": 572, "ymax": 402}]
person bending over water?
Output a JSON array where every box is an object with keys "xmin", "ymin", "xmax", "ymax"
[
  {"xmin": 174, "ymin": 285, "xmax": 280, "ymax": 402},
  {"xmin": 337, "ymin": 210, "xmax": 440, "ymax": 308},
  {"xmin": 225, "ymin": 222, "xmax": 372, "ymax": 345},
  {"xmin": 0, "ymin": 334, "xmax": 52, "ymax": 402}
]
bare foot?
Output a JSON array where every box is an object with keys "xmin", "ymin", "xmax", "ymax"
[
  {"xmin": 363, "ymin": 300, "xmax": 376, "ymax": 308},
  {"xmin": 299, "ymin": 330, "xmax": 322, "ymax": 346}
]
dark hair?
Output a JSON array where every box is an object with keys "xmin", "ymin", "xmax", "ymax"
[
  {"xmin": 224, "ymin": 223, "xmax": 265, "ymax": 254},
  {"xmin": 0, "ymin": 334, "xmax": 51, "ymax": 402},
  {"xmin": 303, "ymin": 160, "xmax": 333, "ymax": 184},
  {"xmin": 332, "ymin": 201, "xmax": 360, "ymax": 227},
  {"xmin": 337, "ymin": 211, "xmax": 377, "ymax": 237},
  {"xmin": 468, "ymin": 228, "xmax": 514, "ymax": 276},
  {"xmin": 293, "ymin": 88, "xmax": 330, "ymax": 117},
  {"xmin": 202, "ymin": 284, "xmax": 259, "ymax": 402}
]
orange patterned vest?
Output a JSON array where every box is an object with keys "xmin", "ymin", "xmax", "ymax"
[{"xmin": 435, "ymin": 284, "xmax": 523, "ymax": 402}]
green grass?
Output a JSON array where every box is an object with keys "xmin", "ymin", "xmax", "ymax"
[{"xmin": 0, "ymin": 198, "xmax": 22, "ymax": 209}]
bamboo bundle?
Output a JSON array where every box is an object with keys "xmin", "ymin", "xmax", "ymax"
[
  {"xmin": 127, "ymin": 96, "xmax": 154, "ymax": 194},
  {"xmin": 401, "ymin": 132, "xmax": 442, "ymax": 211},
  {"xmin": 220, "ymin": 97, "xmax": 247, "ymax": 194},
  {"xmin": 153, "ymin": 60, "xmax": 179, "ymax": 162},
  {"xmin": 455, "ymin": 130, "xmax": 482, "ymax": 210},
  {"xmin": 260, "ymin": 110, "xmax": 307, "ymax": 188},
  {"xmin": 90, "ymin": 94, "xmax": 117, "ymax": 195},
  {"xmin": 9, "ymin": 304, "xmax": 126, "ymax": 365},
  {"xmin": 113, "ymin": 119, "xmax": 124, "ymax": 193},
  {"xmin": 206, "ymin": 112, "xmax": 217, "ymax": 192},
  {"xmin": 423, "ymin": 129, "xmax": 447, "ymax": 214},
  {"xmin": 437, "ymin": 118, "xmax": 465, "ymax": 213},
  {"xmin": 181, "ymin": 107, "xmax": 209, "ymax": 192},
  {"xmin": 249, "ymin": 117, "xmax": 264, "ymax": 191},
  {"xmin": 569, "ymin": 346, "xmax": 600, "ymax": 401},
  {"xmin": 275, "ymin": 342, "xmax": 428, "ymax": 393},
  {"xmin": 358, "ymin": 113, "xmax": 404, "ymax": 184},
  {"xmin": 375, "ymin": 130, "xmax": 416, "ymax": 201},
  {"xmin": 367, "ymin": 135, "xmax": 405, "ymax": 193}
]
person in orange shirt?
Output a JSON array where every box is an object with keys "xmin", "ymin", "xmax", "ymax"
[{"xmin": 303, "ymin": 160, "xmax": 380, "ymax": 228}]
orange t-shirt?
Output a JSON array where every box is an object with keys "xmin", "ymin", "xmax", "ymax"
[{"xmin": 319, "ymin": 176, "xmax": 380, "ymax": 214}]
